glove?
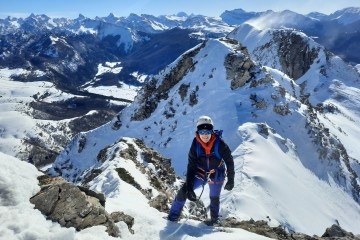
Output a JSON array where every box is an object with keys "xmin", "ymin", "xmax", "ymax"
[
  {"xmin": 187, "ymin": 190, "xmax": 197, "ymax": 201},
  {"xmin": 224, "ymin": 178, "xmax": 234, "ymax": 191}
]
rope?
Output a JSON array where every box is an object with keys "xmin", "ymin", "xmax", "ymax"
[{"xmin": 165, "ymin": 183, "xmax": 206, "ymax": 240}]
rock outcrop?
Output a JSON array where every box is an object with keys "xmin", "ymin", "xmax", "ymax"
[
  {"xmin": 30, "ymin": 175, "xmax": 134, "ymax": 237},
  {"xmin": 322, "ymin": 224, "xmax": 360, "ymax": 239},
  {"xmin": 131, "ymin": 42, "xmax": 206, "ymax": 121},
  {"xmin": 221, "ymin": 218, "xmax": 360, "ymax": 240}
]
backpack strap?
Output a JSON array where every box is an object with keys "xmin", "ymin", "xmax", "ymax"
[
  {"xmin": 214, "ymin": 135, "xmax": 221, "ymax": 159},
  {"xmin": 213, "ymin": 130, "xmax": 223, "ymax": 159},
  {"xmin": 196, "ymin": 140, "xmax": 202, "ymax": 158}
]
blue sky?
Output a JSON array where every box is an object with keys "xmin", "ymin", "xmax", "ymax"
[{"xmin": 0, "ymin": 0, "xmax": 359, "ymax": 18}]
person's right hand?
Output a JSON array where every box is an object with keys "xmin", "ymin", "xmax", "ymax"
[{"xmin": 187, "ymin": 190, "xmax": 197, "ymax": 201}]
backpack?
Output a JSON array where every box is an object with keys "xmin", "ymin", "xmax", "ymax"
[{"xmin": 196, "ymin": 130, "xmax": 223, "ymax": 159}]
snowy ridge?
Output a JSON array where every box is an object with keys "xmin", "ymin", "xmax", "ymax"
[
  {"xmin": 220, "ymin": 8, "xmax": 262, "ymax": 26},
  {"xmin": 229, "ymin": 21, "xmax": 360, "ymax": 90},
  {"xmin": 0, "ymin": 141, "xmax": 272, "ymax": 239},
  {"xmin": 2, "ymin": 7, "xmax": 360, "ymax": 240},
  {"xmin": 229, "ymin": 22, "xmax": 360, "ymax": 150},
  {"xmin": 230, "ymin": 22, "xmax": 360, "ymax": 198},
  {"xmin": 222, "ymin": 122, "xmax": 360, "ymax": 234},
  {"xmin": 328, "ymin": 7, "xmax": 360, "ymax": 24},
  {"xmin": 50, "ymin": 33, "xmax": 360, "ymax": 235}
]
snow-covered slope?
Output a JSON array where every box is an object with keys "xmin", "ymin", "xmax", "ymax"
[
  {"xmin": 0, "ymin": 152, "xmax": 76, "ymax": 239},
  {"xmin": 0, "ymin": 67, "xmax": 131, "ymax": 166},
  {"xmin": 220, "ymin": 8, "xmax": 262, "ymax": 25},
  {"xmin": 328, "ymin": 7, "xmax": 360, "ymax": 25},
  {"xmin": 236, "ymin": 10, "xmax": 319, "ymax": 31},
  {"xmin": 222, "ymin": 122, "xmax": 360, "ymax": 234},
  {"xmin": 0, "ymin": 144, "xmax": 272, "ymax": 240},
  {"xmin": 50, "ymin": 35, "xmax": 360, "ymax": 235},
  {"xmin": 229, "ymin": 22, "xmax": 360, "ymax": 160},
  {"xmin": 0, "ymin": 68, "xmax": 74, "ymax": 163},
  {"xmin": 2, "ymin": 8, "xmax": 360, "ymax": 239},
  {"xmin": 225, "ymin": 8, "xmax": 360, "ymax": 64}
]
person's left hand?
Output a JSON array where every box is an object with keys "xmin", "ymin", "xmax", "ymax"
[{"xmin": 224, "ymin": 179, "xmax": 234, "ymax": 191}]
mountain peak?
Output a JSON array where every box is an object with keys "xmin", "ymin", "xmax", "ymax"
[
  {"xmin": 176, "ymin": 11, "xmax": 188, "ymax": 17},
  {"xmin": 306, "ymin": 11, "xmax": 328, "ymax": 20},
  {"xmin": 279, "ymin": 9, "xmax": 298, "ymax": 15},
  {"xmin": 27, "ymin": 13, "xmax": 36, "ymax": 19},
  {"xmin": 76, "ymin": 14, "xmax": 86, "ymax": 20},
  {"xmin": 220, "ymin": 8, "xmax": 261, "ymax": 25},
  {"xmin": 104, "ymin": 13, "xmax": 118, "ymax": 23},
  {"xmin": 329, "ymin": 7, "xmax": 360, "ymax": 24},
  {"xmin": 335, "ymin": 6, "xmax": 360, "ymax": 14},
  {"xmin": 225, "ymin": 8, "xmax": 248, "ymax": 14}
]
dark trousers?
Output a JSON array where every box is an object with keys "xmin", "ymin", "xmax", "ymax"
[{"xmin": 168, "ymin": 177, "xmax": 223, "ymax": 221}]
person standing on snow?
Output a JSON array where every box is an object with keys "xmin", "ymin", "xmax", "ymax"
[{"xmin": 167, "ymin": 115, "xmax": 235, "ymax": 225}]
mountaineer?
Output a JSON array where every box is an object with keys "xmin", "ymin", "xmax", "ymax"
[{"xmin": 168, "ymin": 115, "xmax": 235, "ymax": 225}]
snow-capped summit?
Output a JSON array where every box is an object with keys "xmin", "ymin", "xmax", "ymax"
[
  {"xmin": 220, "ymin": 8, "xmax": 262, "ymax": 25},
  {"xmin": 2, "ymin": 7, "xmax": 360, "ymax": 239},
  {"xmin": 328, "ymin": 7, "xmax": 360, "ymax": 24},
  {"xmin": 76, "ymin": 13, "xmax": 87, "ymax": 21},
  {"xmin": 176, "ymin": 11, "xmax": 188, "ymax": 17},
  {"xmin": 306, "ymin": 11, "xmax": 328, "ymax": 21},
  {"xmin": 21, "ymin": 13, "xmax": 57, "ymax": 32},
  {"xmin": 244, "ymin": 9, "xmax": 319, "ymax": 31},
  {"xmin": 104, "ymin": 13, "xmax": 119, "ymax": 23},
  {"xmin": 50, "ymin": 28, "xmax": 360, "ymax": 235}
]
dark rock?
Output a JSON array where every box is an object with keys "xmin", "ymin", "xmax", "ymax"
[
  {"xmin": 273, "ymin": 30, "xmax": 319, "ymax": 80},
  {"xmin": 77, "ymin": 185, "xmax": 106, "ymax": 207},
  {"xmin": 178, "ymin": 83, "xmax": 190, "ymax": 102},
  {"xmin": 273, "ymin": 102, "xmax": 291, "ymax": 116},
  {"xmin": 78, "ymin": 136, "xmax": 86, "ymax": 153},
  {"xmin": 131, "ymin": 42, "xmax": 205, "ymax": 121},
  {"xmin": 82, "ymin": 168, "xmax": 103, "ymax": 186},
  {"xmin": 115, "ymin": 168, "xmax": 142, "ymax": 191},
  {"xmin": 322, "ymin": 224, "xmax": 358, "ymax": 239},
  {"xmin": 30, "ymin": 176, "xmax": 120, "ymax": 237},
  {"xmin": 111, "ymin": 211, "xmax": 135, "ymax": 234},
  {"xmin": 220, "ymin": 218, "xmax": 360, "ymax": 240},
  {"xmin": 223, "ymin": 37, "xmax": 257, "ymax": 90},
  {"xmin": 149, "ymin": 194, "xmax": 170, "ymax": 212}
]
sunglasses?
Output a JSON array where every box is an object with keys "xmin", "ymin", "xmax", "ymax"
[{"xmin": 198, "ymin": 129, "xmax": 212, "ymax": 135}]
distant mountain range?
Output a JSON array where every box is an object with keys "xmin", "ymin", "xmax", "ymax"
[
  {"xmin": 0, "ymin": 7, "xmax": 359, "ymax": 93},
  {"xmin": 49, "ymin": 23, "xmax": 360, "ymax": 235},
  {"xmin": 0, "ymin": 8, "xmax": 360, "ymax": 166},
  {"xmin": 1, "ymin": 7, "xmax": 359, "ymax": 89},
  {"xmin": 223, "ymin": 8, "xmax": 360, "ymax": 64},
  {"xmin": 1, "ymin": 6, "xmax": 360, "ymax": 239},
  {"xmin": 1, "ymin": 7, "xmax": 360, "ymax": 166}
]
